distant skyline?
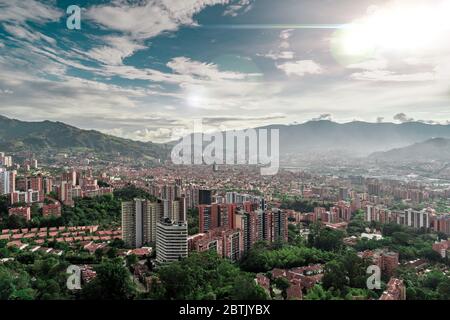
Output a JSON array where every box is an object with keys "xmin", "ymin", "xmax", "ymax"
[{"xmin": 1, "ymin": 0, "xmax": 450, "ymax": 142}]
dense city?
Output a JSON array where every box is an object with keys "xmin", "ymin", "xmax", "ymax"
[{"xmin": 1, "ymin": 151, "xmax": 449, "ymax": 301}]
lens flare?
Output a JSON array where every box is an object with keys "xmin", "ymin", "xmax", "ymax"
[{"xmin": 331, "ymin": 0, "xmax": 450, "ymax": 65}]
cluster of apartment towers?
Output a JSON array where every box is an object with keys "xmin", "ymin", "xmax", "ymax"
[{"xmin": 121, "ymin": 188, "xmax": 275, "ymax": 265}]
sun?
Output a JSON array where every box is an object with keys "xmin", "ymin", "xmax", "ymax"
[
  {"xmin": 332, "ymin": 0, "xmax": 450, "ymax": 64},
  {"xmin": 186, "ymin": 86, "xmax": 209, "ymax": 108}
]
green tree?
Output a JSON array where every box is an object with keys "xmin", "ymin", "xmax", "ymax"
[
  {"xmin": 81, "ymin": 258, "xmax": 136, "ymax": 300},
  {"xmin": 156, "ymin": 252, "xmax": 267, "ymax": 300},
  {"xmin": 0, "ymin": 265, "xmax": 36, "ymax": 300},
  {"xmin": 304, "ymin": 285, "xmax": 333, "ymax": 300},
  {"xmin": 230, "ymin": 275, "xmax": 268, "ymax": 300},
  {"xmin": 126, "ymin": 254, "xmax": 139, "ymax": 268},
  {"xmin": 322, "ymin": 260, "xmax": 349, "ymax": 291},
  {"xmin": 308, "ymin": 224, "xmax": 344, "ymax": 251},
  {"xmin": 437, "ymin": 278, "xmax": 450, "ymax": 300},
  {"xmin": 423, "ymin": 270, "xmax": 445, "ymax": 290},
  {"xmin": 273, "ymin": 277, "xmax": 290, "ymax": 299}
]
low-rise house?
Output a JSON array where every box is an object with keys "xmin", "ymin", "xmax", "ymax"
[{"xmin": 380, "ymin": 278, "xmax": 406, "ymax": 300}]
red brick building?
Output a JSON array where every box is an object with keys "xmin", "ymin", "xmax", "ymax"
[
  {"xmin": 432, "ymin": 214, "xmax": 450, "ymax": 235},
  {"xmin": 198, "ymin": 203, "xmax": 237, "ymax": 233},
  {"xmin": 43, "ymin": 202, "xmax": 62, "ymax": 217},
  {"xmin": 8, "ymin": 206, "xmax": 31, "ymax": 221},
  {"xmin": 379, "ymin": 278, "xmax": 406, "ymax": 300},
  {"xmin": 189, "ymin": 228, "xmax": 243, "ymax": 262},
  {"xmin": 359, "ymin": 249, "xmax": 399, "ymax": 277},
  {"xmin": 432, "ymin": 240, "xmax": 450, "ymax": 258}
]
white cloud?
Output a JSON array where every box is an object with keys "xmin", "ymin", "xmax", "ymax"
[
  {"xmin": 133, "ymin": 127, "xmax": 174, "ymax": 141},
  {"xmin": 393, "ymin": 113, "xmax": 414, "ymax": 123},
  {"xmin": 277, "ymin": 60, "xmax": 324, "ymax": 77},
  {"xmin": 223, "ymin": 0, "xmax": 253, "ymax": 17},
  {"xmin": 279, "ymin": 29, "xmax": 294, "ymax": 50},
  {"xmin": 81, "ymin": 0, "xmax": 235, "ymax": 70},
  {"xmin": 0, "ymin": 89, "xmax": 13, "ymax": 95},
  {"xmin": 260, "ymin": 51, "xmax": 295, "ymax": 60},
  {"xmin": 0, "ymin": 0, "xmax": 62, "ymax": 24},
  {"xmin": 82, "ymin": 1, "xmax": 243, "ymax": 70},
  {"xmin": 259, "ymin": 29, "xmax": 297, "ymax": 61},
  {"xmin": 347, "ymin": 58, "xmax": 388, "ymax": 71},
  {"xmin": 93, "ymin": 56, "xmax": 260, "ymax": 88},
  {"xmin": 280, "ymin": 29, "xmax": 294, "ymax": 41},
  {"xmin": 312, "ymin": 113, "xmax": 332, "ymax": 121},
  {"xmin": 101, "ymin": 123, "xmax": 179, "ymax": 142},
  {"xmin": 167, "ymin": 57, "xmax": 251, "ymax": 80},
  {"xmin": 3, "ymin": 24, "xmax": 56, "ymax": 45},
  {"xmin": 86, "ymin": 0, "xmax": 231, "ymax": 40},
  {"xmin": 85, "ymin": 36, "xmax": 147, "ymax": 66},
  {"xmin": 351, "ymin": 70, "xmax": 436, "ymax": 82}
]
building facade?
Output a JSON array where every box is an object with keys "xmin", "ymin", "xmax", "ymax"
[
  {"xmin": 156, "ymin": 219, "xmax": 188, "ymax": 264},
  {"xmin": 122, "ymin": 199, "xmax": 162, "ymax": 248}
]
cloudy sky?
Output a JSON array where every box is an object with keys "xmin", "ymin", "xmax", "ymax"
[{"xmin": 0, "ymin": 0, "xmax": 450, "ymax": 142}]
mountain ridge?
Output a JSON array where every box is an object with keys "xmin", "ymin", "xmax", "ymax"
[
  {"xmin": 2, "ymin": 115, "xmax": 450, "ymax": 160},
  {"xmin": 259, "ymin": 120, "xmax": 450, "ymax": 156},
  {"xmin": 0, "ymin": 115, "xmax": 169, "ymax": 160},
  {"xmin": 370, "ymin": 137, "xmax": 450, "ymax": 162}
]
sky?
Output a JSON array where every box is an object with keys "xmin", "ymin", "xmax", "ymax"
[{"xmin": 0, "ymin": 0, "xmax": 450, "ymax": 142}]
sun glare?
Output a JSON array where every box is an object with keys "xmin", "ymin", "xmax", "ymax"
[
  {"xmin": 186, "ymin": 86, "xmax": 209, "ymax": 108},
  {"xmin": 333, "ymin": 0, "xmax": 450, "ymax": 63}
]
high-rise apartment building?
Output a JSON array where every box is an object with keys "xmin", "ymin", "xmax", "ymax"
[
  {"xmin": 365, "ymin": 205, "xmax": 393, "ymax": 224},
  {"xmin": 367, "ymin": 180, "xmax": 381, "ymax": 196},
  {"xmin": 198, "ymin": 203, "xmax": 236, "ymax": 233},
  {"xmin": 0, "ymin": 169, "xmax": 10, "ymax": 195},
  {"xmin": 9, "ymin": 170, "xmax": 16, "ymax": 193},
  {"xmin": 185, "ymin": 186, "xmax": 199, "ymax": 209},
  {"xmin": 156, "ymin": 219, "xmax": 188, "ymax": 264},
  {"xmin": 271, "ymin": 208, "xmax": 289, "ymax": 243},
  {"xmin": 225, "ymin": 192, "xmax": 266, "ymax": 210},
  {"xmin": 199, "ymin": 189, "xmax": 212, "ymax": 205},
  {"xmin": 122, "ymin": 199, "xmax": 162, "ymax": 248},
  {"xmin": 28, "ymin": 176, "xmax": 43, "ymax": 192},
  {"xmin": 57, "ymin": 181, "xmax": 73, "ymax": 206},
  {"xmin": 397, "ymin": 209, "xmax": 430, "ymax": 230},
  {"xmin": 433, "ymin": 214, "xmax": 450, "ymax": 235},
  {"xmin": 160, "ymin": 184, "xmax": 181, "ymax": 218},
  {"xmin": 10, "ymin": 189, "xmax": 42, "ymax": 205},
  {"xmin": 234, "ymin": 210, "xmax": 259, "ymax": 252},
  {"xmin": 171, "ymin": 195, "xmax": 187, "ymax": 222},
  {"xmin": 62, "ymin": 170, "xmax": 77, "ymax": 187},
  {"xmin": 188, "ymin": 227, "xmax": 242, "ymax": 262},
  {"xmin": 0, "ymin": 153, "xmax": 12, "ymax": 167},
  {"xmin": 198, "ymin": 204, "xmax": 212, "ymax": 233},
  {"xmin": 339, "ymin": 187, "xmax": 349, "ymax": 201},
  {"xmin": 222, "ymin": 229, "xmax": 242, "ymax": 262}
]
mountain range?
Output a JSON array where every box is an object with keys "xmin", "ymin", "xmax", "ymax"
[
  {"xmin": 262, "ymin": 120, "xmax": 450, "ymax": 156},
  {"xmin": 1, "ymin": 115, "xmax": 450, "ymax": 161},
  {"xmin": 0, "ymin": 115, "xmax": 169, "ymax": 161},
  {"xmin": 370, "ymin": 138, "xmax": 450, "ymax": 162}
]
